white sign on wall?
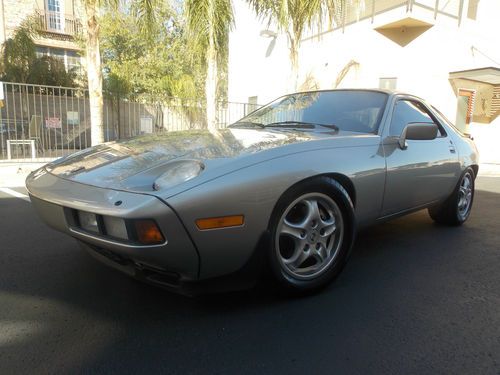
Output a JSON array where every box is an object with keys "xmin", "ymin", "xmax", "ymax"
[
  {"xmin": 140, "ymin": 116, "xmax": 153, "ymax": 134},
  {"xmin": 67, "ymin": 111, "xmax": 80, "ymax": 125}
]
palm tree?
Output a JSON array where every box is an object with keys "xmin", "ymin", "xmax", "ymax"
[
  {"xmin": 248, "ymin": 0, "xmax": 343, "ymax": 91},
  {"xmin": 185, "ymin": 0, "xmax": 234, "ymax": 129},
  {"xmin": 82, "ymin": 0, "xmax": 156, "ymax": 145}
]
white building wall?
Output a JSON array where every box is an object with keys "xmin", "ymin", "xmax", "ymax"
[
  {"xmin": 228, "ymin": 0, "xmax": 290, "ymax": 104},
  {"xmin": 228, "ymin": 0, "xmax": 499, "ymax": 162}
]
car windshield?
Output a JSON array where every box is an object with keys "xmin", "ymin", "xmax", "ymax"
[{"xmin": 231, "ymin": 90, "xmax": 388, "ymax": 134}]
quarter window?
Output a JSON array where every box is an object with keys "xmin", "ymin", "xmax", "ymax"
[{"xmin": 389, "ymin": 100, "xmax": 439, "ymax": 137}]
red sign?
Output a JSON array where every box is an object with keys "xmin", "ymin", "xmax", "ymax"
[{"xmin": 45, "ymin": 117, "xmax": 62, "ymax": 129}]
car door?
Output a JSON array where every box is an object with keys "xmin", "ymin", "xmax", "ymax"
[{"xmin": 381, "ymin": 98, "xmax": 460, "ymax": 217}]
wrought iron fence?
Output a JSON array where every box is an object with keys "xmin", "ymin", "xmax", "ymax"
[{"xmin": 0, "ymin": 82, "xmax": 259, "ymax": 162}]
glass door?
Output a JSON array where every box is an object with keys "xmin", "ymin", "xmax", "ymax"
[{"xmin": 46, "ymin": 0, "xmax": 64, "ymax": 32}]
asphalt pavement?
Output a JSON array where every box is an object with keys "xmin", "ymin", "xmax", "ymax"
[{"xmin": 0, "ymin": 177, "xmax": 499, "ymax": 374}]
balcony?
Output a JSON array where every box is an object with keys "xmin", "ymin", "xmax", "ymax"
[
  {"xmin": 339, "ymin": 0, "xmax": 462, "ymax": 27},
  {"xmin": 35, "ymin": 10, "xmax": 82, "ymax": 37},
  {"xmin": 305, "ymin": 0, "xmax": 463, "ymax": 41}
]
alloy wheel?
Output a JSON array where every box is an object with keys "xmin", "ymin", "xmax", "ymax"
[
  {"xmin": 275, "ymin": 193, "xmax": 344, "ymax": 280},
  {"xmin": 457, "ymin": 172, "xmax": 473, "ymax": 220}
]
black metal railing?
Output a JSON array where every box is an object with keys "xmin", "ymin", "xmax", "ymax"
[
  {"xmin": 305, "ymin": 0, "xmax": 463, "ymax": 39},
  {"xmin": 35, "ymin": 10, "xmax": 82, "ymax": 37},
  {"xmin": 0, "ymin": 82, "xmax": 260, "ymax": 161}
]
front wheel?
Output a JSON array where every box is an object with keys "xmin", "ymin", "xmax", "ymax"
[
  {"xmin": 428, "ymin": 168, "xmax": 475, "ymax": 226},
  {"xmin": 268, "ymin": 177, "xmax": 355, "ymax": 293}
]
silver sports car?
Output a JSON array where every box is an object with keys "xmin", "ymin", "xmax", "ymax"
[{"xmin": 26, "ymin": 89, "xmax": 479, "ymax": 295}]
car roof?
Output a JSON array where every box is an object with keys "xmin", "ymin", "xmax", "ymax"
[{"xmin": 287, "ymin": 88, "xmax": 424, "ymax": 100}]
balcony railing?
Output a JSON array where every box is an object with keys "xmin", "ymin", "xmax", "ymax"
[
  {"xmin": 36, "ymin": 10, "xmax": 82, "ymax": 37},
  {"xmin": 305, "ymin": 0, "xmax": 463, "ymax": 39},
  {"xmin": 341, "ymin": 0, "xmax": 462, "ymax": 27}
]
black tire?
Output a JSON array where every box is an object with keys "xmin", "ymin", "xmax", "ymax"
[
  {"xmin": 428, "ymin": 167, "xmax": 475, "ymax": 226},
  {"xmin": 268, "ymin": 176, "xmax": 355, "ymax": 293}
]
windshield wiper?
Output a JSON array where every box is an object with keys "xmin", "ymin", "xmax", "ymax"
[
  {"xmin": 264, "ymin": 121, "xmax": 339, "ymax": 131},
  {"xmin": 229, "ymin": 121, "xmax": 265, "ymax": 128}
]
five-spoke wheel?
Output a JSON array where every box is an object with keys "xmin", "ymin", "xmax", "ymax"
[
  {"xmin": 268, "ymin": 177, "xmax": 354, "ymax": 292},
  {"xmin": 276, "ymin": 193, "xmax": 343, "ymax": 280},
  {"xmin": 429, "ymin": 167, "xmax": 475, "ymax": 226},
  {"xmin": 457, "ymin": 171, "xmax": 473, "ymax": 221}
]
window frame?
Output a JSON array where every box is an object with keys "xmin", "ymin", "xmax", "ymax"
[
  {"xmin": 235, "ymin": 89, "xmax": 390, "ymax": 135},
  {"xmin": 384, "ymin": 96, "xmax": 448, "ymax": 139},
  {"xmin": 45, "ymin": 0, "xmax": 65, "ymax": 31}
]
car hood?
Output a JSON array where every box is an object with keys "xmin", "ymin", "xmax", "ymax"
[{"xmin": 44, "ymin": 127, "xmax": 371, "ymax": 193}]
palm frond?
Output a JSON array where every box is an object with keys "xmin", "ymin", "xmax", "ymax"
[{"xmin": 185, "ymin": 0, "xmax": 234, "ymax": 52}]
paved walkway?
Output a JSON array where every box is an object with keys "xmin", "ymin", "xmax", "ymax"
[{"xmin": 0, "ymin": 162, "xmax": 48, "ymax": 188}]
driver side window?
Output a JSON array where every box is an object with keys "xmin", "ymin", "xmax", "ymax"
[{"xmin": 389, "ymin": 100, "xmax": 436, "ymax": 137}]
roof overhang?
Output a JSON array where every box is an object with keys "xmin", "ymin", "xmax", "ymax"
[{"xmin": 449, "ymin": 67, "xmax": 500, "ymax": 85}]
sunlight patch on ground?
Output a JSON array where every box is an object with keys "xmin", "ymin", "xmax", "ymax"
[
  {"xmin": 0, "ymin": 291, "xmax": 119, "ymax": 370},
  {"xmin": 0, "ymin": 320, "xmax": 43, "ymax": 346}
]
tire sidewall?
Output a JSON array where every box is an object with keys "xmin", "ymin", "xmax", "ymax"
[{"xmin": 454, "ymin": 168, "xmax": 475, "ymax": 224}]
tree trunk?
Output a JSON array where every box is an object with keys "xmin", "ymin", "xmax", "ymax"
[
  {"xmin": 85, "ymin": 1, "xmax": 104, "ymax": 146},
  {"xmin": 289, "ymin": 38, "xmax": 299, "ymax": 92},
  {"xmin": 205, "ymin": 0, "xmax": 218, "ymax": 130},
  {"xmin": 205, "ymin": 42, "xmax": 217, "ymax": 130}
]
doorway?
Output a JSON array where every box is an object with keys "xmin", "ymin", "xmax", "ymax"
[{"xmin": 455, "ymin": 89, "xmax": 475, "ymax": 132}]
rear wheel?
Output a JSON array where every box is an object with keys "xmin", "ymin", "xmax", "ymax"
[
  {"xmin": 268, "ymin": 177, "xmax": 355, "ymax": 293},
  {"xmin": 428, "ymin": 168, "xmax": 475, "ymax": 225}
]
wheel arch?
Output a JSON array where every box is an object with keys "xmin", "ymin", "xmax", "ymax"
[
  {"xmin": 470, "ymin": 164, "xmax": 479, "ymax": 179},
  {"xmin": 321, "ymin": 173, "xmax": 356, "ymax": 208},
  {"xmin": 284, "ymin": 173, "xmax": 356, "ymax": 208},
  {"xmin": 267, "ymin": 173, "xmax": 356, "ymax": 229}
]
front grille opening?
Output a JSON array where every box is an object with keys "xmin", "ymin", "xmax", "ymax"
[
  {"xmin": 88, "ymin": 244, "xmax": 180, "ymax": 287},
  {"xmin": 136, "ymin": 263, "xmax": 180, "ymax": 286},
  {"xmin": 91, "ymin": 245, "xmax": 131, "ymax": 266}
]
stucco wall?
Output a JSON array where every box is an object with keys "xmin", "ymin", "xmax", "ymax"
[{"xmin": 469, "ymin": 119, "xmax": 500, "ymax": 164}]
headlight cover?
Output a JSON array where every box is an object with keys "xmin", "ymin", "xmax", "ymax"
[{"xmin": 153, "ymin": 160, "xmax": 204, "ymax": 191}]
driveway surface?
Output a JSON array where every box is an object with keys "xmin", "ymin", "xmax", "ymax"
[{"xmin": 0, "ymin": 177, "xmax": 499, "ymax": 374}]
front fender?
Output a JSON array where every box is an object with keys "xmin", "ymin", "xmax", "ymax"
[{"xmin": 167, "ymin": 143, "xmax": 384, "ymax": 279}]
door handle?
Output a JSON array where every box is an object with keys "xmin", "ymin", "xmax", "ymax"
[{"xmin": 449, "ymin": 143, "xmax": 456, "ymax": 153}]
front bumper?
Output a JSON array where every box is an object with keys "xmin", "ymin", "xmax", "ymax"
[{"xmin": 27, "ymin": 169, "xmax": 200, "ymax": 283}]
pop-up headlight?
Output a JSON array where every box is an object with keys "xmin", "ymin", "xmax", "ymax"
[{"xmin": 153, "ymin": 160, "xmax": 204, "ymax": 191}]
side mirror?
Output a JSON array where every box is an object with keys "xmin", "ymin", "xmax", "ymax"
[{"xmin": 399, "ymin": 122, "xmax": 438, "ymax": 149}]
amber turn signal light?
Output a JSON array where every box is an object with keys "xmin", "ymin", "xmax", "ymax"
[
  {"xmin": 196, "ymin": 215, "xmax": 244, "ymax": 230},
  {"xmin": 134, "ymin": 220, "xmax": 165, "ymax": 245}
]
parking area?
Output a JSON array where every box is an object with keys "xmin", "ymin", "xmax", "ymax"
[{"xmin": 0, "ymin": 175, "xmax": 499, "ymax": 374}]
